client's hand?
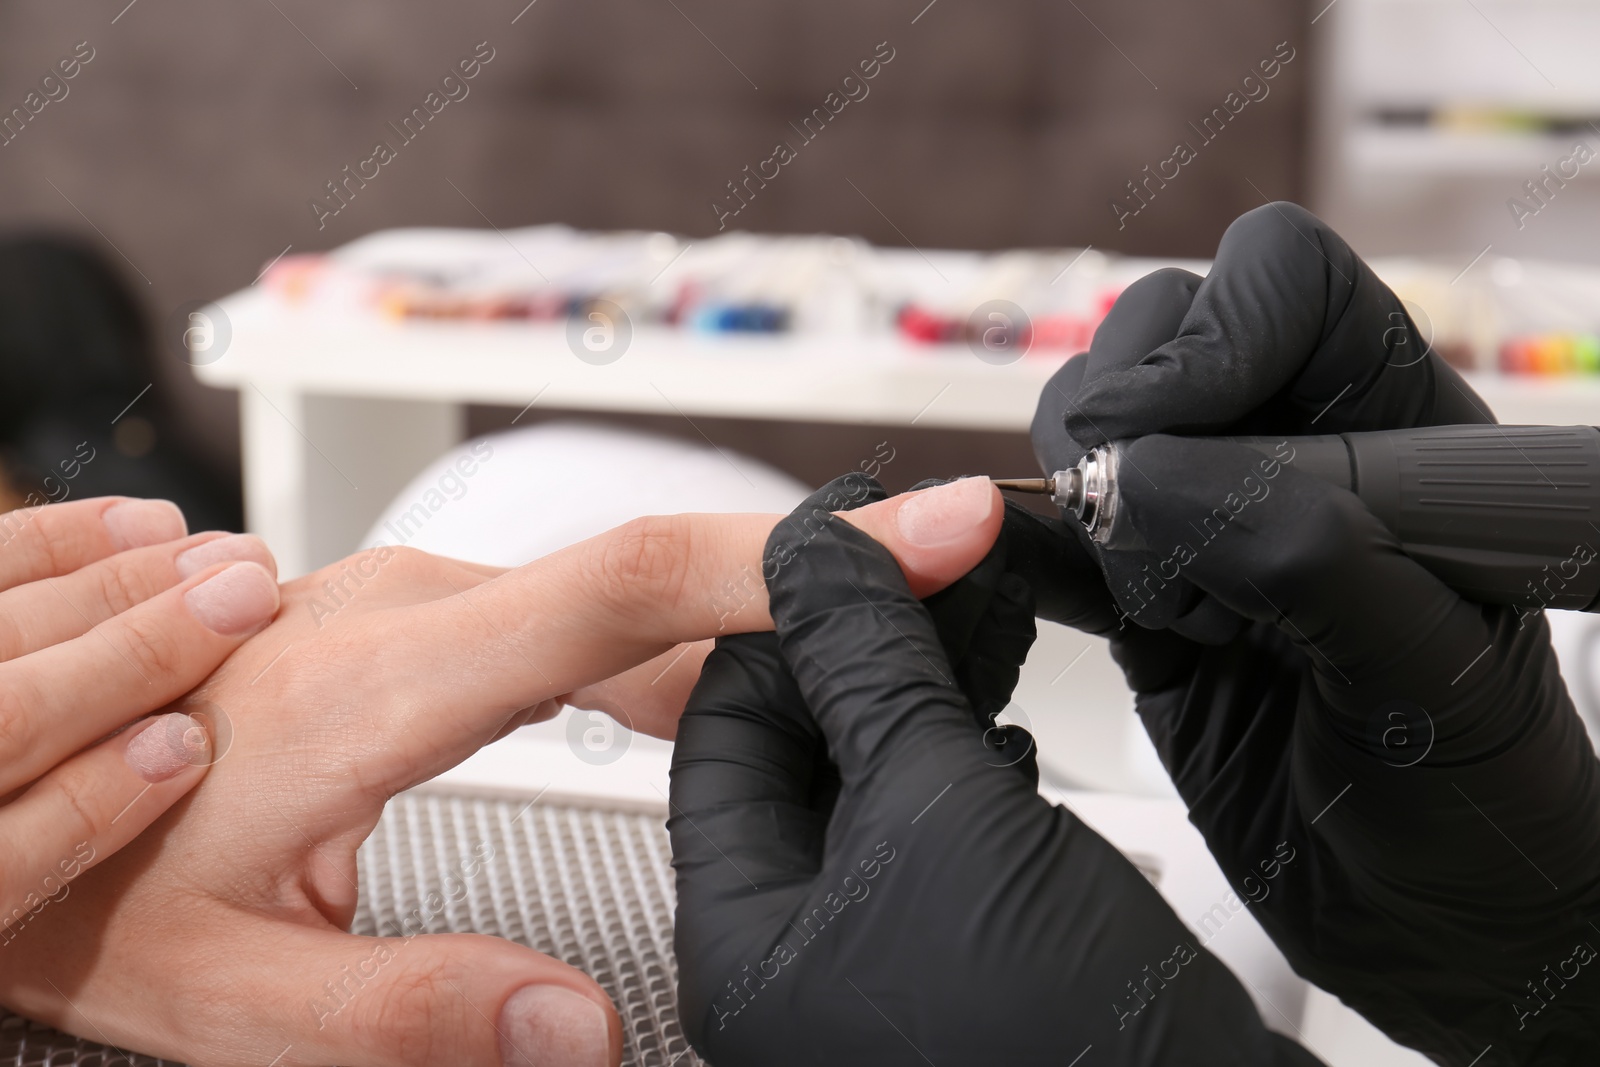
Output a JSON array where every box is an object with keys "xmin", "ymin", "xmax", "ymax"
[
  {"xmin": 0, "ymin": 496, "xmax": 277, "ymax": 944},
  {"xmin": 0, "ymin": 478, "xmax": 1001, "ymax": 1067},
  {"xmin": 668, "ymin": 479, "xmax": 1318, "ymax": 1066}
]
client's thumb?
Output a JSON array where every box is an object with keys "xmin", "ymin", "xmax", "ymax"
[
  {"xmin": 268, "ymin": 925, "xmax": 622, "ymax": 1067},
  {"xmin": 838, "ymin": 476, "xmax": 1002, "ymax": 597}
]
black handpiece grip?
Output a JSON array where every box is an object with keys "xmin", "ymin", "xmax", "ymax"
[{"xmin": 1225, "ymin": 425, "xmax": 1600, "ymax": 614}]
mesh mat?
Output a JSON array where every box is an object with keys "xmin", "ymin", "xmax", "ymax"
[{"xmin": 0, "ymin": 793, "xmax": 705, "ymax": 1067}]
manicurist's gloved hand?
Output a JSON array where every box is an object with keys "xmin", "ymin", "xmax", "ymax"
[
  {"xmin": 0, "ymin": 481, "xmax": 1002, "ymax": 1067},
  {"xmin": 1037, "ymin": 203, "xmax": 1600, "ymax": 1064},
  {"xmin": 669, "ymin": 476, "xmax": 1322, "ymax": 1066}
]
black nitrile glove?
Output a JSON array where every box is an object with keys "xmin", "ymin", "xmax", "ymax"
[
  {"xmin": 668, "ymin": 475, "xmax": 1322, "ymax": 1067},
  {"xmin": 1035, "ymin": 203, "xmax": 1600, "ymax": 1065},
  {"xmin": 1035, "ymin": 200, "xmax": 1486, "ymax": 640}
]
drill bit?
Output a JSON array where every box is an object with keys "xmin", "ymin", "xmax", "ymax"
[{"xmin": 990, "ymin": 476, "xmax": 1055, "ymax": 495}]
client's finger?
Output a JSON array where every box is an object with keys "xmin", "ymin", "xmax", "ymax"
[
  {"xmin": 319, "ymin": 477, "xmax": 1001, "ymax": 795},
  {"xmin": 389, "ymin": 477, "xmax": 1000, "ymax": 719},
  {"xmin": 0, "ymin": 562, "xmax": 280, "ymax": 796},
  {"xmin": 225, "ymin": 925, "xmax": 620, "ymax": 1067},
  {"xmin": 0, "ymin": 497, "xmax": 188, "ymax": 592},
  {"xmin": 0, "ymin": 532, "xmax": 274, "ymax": 661},
  {"xmin": 561, "ymin": 639, "xmax": 714, "ymax": 742},
  {"xmin": 550, "ymin": 478, "xmax": 997, "ymax": 743},
  {"xmin": 558, "ymin": 474, "xmax": 1002, "ymax": 645},
  {"xmin": 0, "ymin": 712, "xmax": 211, "ymax": 939}
]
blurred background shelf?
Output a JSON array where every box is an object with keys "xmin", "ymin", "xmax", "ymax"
[
  {"xmin": 1346, "ymin": 126, "xmax": 1600, "ymax": 177},
  {"xmin": 199, "ymin": 283, "xmax": 1600, "ymax": 578},
  {"xmin": 1316, "ymin": 0, "xmax": 1600, "ymax": 263}
]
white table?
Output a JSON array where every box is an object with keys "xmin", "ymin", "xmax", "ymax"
[
  {"xmin": 195, "ymin": 287, "xmax": 1068, "ymax": 576},
  {"xmin": 195, "ymin": 285, "xmax": 1600, "ymax": 578}
]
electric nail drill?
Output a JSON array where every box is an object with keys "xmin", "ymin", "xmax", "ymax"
[{"xmin": 994, "ymin": 424, "xmax": 1600, "ymax": 612}]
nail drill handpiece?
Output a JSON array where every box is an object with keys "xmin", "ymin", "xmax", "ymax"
[{"xmin": 993, "ymin": 424, "xmax": 1600, "ymax": 613}]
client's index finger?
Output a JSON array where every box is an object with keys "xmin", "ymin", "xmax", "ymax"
[{"xmin": 0, "ymin": 496, "xmax": 186, "ymax": 593}]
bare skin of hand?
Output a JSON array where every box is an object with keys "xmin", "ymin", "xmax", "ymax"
[
  {"xmin": 0, "ymin": 478, "xmax": 1000, "ymax": 1067},
  {"xmin": 0, "ymin": 497, "xmax": 278, "ymax": 947}
]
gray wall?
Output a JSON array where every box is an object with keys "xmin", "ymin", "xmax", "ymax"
[{"xmin": 0, "ymin": 0, "xmax": 1311, "ymax": 485}]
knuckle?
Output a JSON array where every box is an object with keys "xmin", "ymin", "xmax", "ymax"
[
  {"xmin": 0, "ymin": 501, "xmax": 103, "ymax": 586},
  {"xmin": 115, "ymin": 609, "xmax": 194, "ymax": 682},
  {"xmin": 375, "ymin": 545, "xmax": 433, "ymax": 583},
  {"xmin": 94, "ymin": 554, "xmax": 163, "ymax": 616},
  {"xmin": 346, "ymin": 956, "xmax": 452, "ymax": 1064},
  {"xmin": 0, "ymin": 616, "xmax": 30, "ymax": 661},
  {"xmin": 0, "ymin": 686, "xmax": 36, "ymax": 762},
  {"xmin": 589, "ymin": 515, "xmax": 694, "ymax": 615},
  {"xmin": 47, "ymin": 762, "xmax": 104, "ymax": 843},
  {"xmin": 1226, "ymin": 200, "xmax": 1315, "ymax": 245},
  {"xmin": 25, "ymin": 528, "xmax": 67, "ymax": 580}
]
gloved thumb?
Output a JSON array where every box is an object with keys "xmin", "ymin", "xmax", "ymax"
[{"xmin": 765, "ymin": 484, "xmax": 1000, "ymax": 792}]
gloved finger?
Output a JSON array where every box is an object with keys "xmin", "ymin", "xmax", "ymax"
[
  {"xmin": 1066, "ymin": 201, "xmax": 1491, "ymax": 446},
  {"xmin": 803, "ymin": 491, "xmax": 1042, "ymax": 778},
  {"xmin": 764, "ymin": 494, "xmax": 992, "ymax": 794},
  {"xmin": 919, "ymin": 546, "xmax": 1028, "ymax": 720},
  {"xmin": 669, "ymin": 472, "xmax": 894, "ymax": 1045},
  {"xmin": 668, "ymin": 632, "xmax": 835, "ymax": 1048},
  {"xmin": 1118, "ymin": 435, "xmax": 1600, "ymax": 912},
  {"xmin": 662, "ymin": 473, "xmax": 870, "ymax": 1004},
  {"xmin": 1031, "ymin": 268, "xmax": 1235, "ymax": 633},
  {"xmin": 1084, "ymin": 266, "xmax": 1206, "ymax": 381},
  {"xmin": 0, "ymin": 712, "xmax": 211, "ymax": 933},
  {"xmin": 995, "ymin": 497, "xmax": 1124, "ymax": 633},
  {"xmin": 846, "ymin": 507, "xmax": 1042, "ymax": 778},
  {"xmin": 945, "ymin": 570, "xmax": 1043, "ymax": 784},
  {"xmin": 1118, "ymin": 435, "xmax": 1491, "ymax": 703},
  {"xmin": 0, "ymin": 531, "xmax": 273, "ymax": 661},
  {"xmin": 922, "ymin": 471, "xmax": 1128, "ymax": 638},
  {"xmin": 1033, "ymin": 364, "xmax": 1219, "ymax": 681},
  {"xmin": 1032, "ymin": 352, "xmax": 1090, "ymax": 474},
  {"xmin": 1031, "ymin": 266, "xmax": 1202, "ymax": 472}
]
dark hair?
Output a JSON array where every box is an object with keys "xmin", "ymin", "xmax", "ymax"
[{"xmin": 0, "ymin": 233, "xmax": 152, "ymax": 432}]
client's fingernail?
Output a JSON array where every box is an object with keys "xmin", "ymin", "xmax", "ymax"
[
  {"xmin": 499, "ymin": 985, "xmax": 611, "ymax": 1067},
  {"xmin": 184, "ymin": 562, "xmax": 279, "ymax": 636},
  {"xmin": 176, "ymin": 534, "xmax": 273, "ymax": 579},
  {"xmin": 895, "ymin": 477, "xmax": 995, "ymax": 547},
  {"xmin": 104, "ymin": 500, "xmax": 187, "ymax": 550},
  {"xmin": 124, "ymin": 712, "xmax": 210, "ymax": 783}
]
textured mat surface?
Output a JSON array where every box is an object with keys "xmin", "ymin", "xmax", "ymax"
[{"xmin": 0, "ymin": 793, "xmax": 704, "ymax": 1067}]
